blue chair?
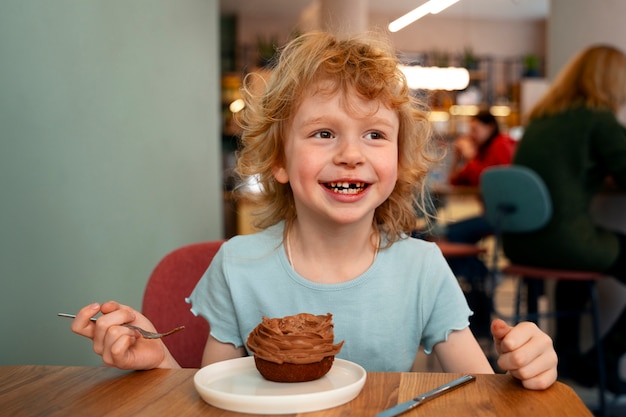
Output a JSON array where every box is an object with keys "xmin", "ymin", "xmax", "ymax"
[{"xmin": 480, "ymin": 165, "xmax": 609, "ymax": 416}]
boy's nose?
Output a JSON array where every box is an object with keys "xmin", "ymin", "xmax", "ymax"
[{"xmin": 333, "ymin": 137, "xmax": 365, "ymax": 166}]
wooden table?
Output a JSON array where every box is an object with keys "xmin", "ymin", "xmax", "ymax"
[
  {"xmin": 0, "ymin": 365, "xmax": 592, "ymax": 416},
  {"xmin": 431, "ymin": 184, "xmax": 480, "ymax": 197}
]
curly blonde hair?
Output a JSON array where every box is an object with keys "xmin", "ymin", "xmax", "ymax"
[
  {"xmin": 529, "ymin": 45, "xmax": 626, "ymax": 119},
  {"xmin": 234, "ymin": 31, "xmax": 435, "ymax": 245}
]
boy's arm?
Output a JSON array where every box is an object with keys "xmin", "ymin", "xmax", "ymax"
[
  {"xmin": 432, "ymin": 327, "xmax": 494, "ymax": 374},
  {"xmin": 201, "ymin": 335, "xmax": 247, "ymax": 367}
]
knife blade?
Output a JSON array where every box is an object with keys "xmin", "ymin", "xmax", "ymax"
[{"xmin": 375, "ymin": 374, "xmax": 476, "ymax": 417}]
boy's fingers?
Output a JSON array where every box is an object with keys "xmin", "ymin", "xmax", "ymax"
[
  {"xmin": 70, "ymin": 303, "xmax": 101, "ymax": 336},
  {"xmin": 491, "ymin": 318, "xmax": 511, "ymax": 341}
]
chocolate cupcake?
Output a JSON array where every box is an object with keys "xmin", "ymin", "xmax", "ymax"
[{"xmin": 246, "ymin": 313, "xmax": 344, "ymax": 382}]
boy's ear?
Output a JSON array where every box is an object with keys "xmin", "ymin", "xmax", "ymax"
[{"xmin": 272, "ymin": 164, "xmax": 289, "ymax": 184}]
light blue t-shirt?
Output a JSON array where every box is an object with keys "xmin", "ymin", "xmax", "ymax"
[{"xmin": 187, "ymin": 223, "xmax": 472, "ymax": 372}]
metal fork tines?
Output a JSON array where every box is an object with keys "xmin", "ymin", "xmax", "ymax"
[{"xmin": 57, "ymin": 313, "xmax": 185, "ymax": 339}]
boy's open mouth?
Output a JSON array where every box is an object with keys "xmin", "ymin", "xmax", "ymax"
[{"xmin": 324, "ymin": 181, "xmax": 368, "ymax": 195}]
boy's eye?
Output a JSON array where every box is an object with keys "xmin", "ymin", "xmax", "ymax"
[
  {"xmin": 313, "ymin": 130, "xmax": 334, "ymax": 139},
  {"xmin": 365, "ymin": 131, "xmax": 385, "ymax": 140}
]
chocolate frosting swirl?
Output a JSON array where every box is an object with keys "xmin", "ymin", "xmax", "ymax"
[{"xmin": 246, "ymin": 313, "xmax": 344, "ymax": 365}]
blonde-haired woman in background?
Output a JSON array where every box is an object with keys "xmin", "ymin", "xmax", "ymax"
[{"xmin": 504, "ymin": 44, "xmax": 626, "ymax": 393}]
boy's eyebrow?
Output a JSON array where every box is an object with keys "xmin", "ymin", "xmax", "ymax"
[
  {"xmin": 298, "ymin": 115, "xmax": 397, "ymax": 129},
  {"xmin": 367, "ymin": 116, "xmax": 398, "ymax": 129},
  {"xmin": 298, "ymin": 116, "xmax": 325, "ymax": 126}
]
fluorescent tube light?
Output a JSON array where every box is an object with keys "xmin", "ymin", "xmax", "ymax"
[
  {"xmin": 389, "ymin": 0, "xmax": 461, "ymax": 32},
  {"xmin": 399, "ymin": 65, "xmax": 470, "ymax": 91},
  {"xmin": 429, "ymin": 0, "xmax": 461, "ymax": 14}
]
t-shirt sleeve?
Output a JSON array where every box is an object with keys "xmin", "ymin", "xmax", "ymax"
[
  {"xmin": 186, "ymin": 243, "xmax": 244, "ymax": 348},
  {"xmin": 418, "ymin": 246, "xmax": 473, "ymax": 354}
]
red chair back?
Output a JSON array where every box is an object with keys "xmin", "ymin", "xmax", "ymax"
[{"xmin": 141, "ymin": 241, "xmax": 224, "ymax": 368}]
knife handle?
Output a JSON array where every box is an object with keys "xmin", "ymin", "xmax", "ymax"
[{"xmin": 415, "ymin": 374, "xmax": 476, "ymax": 404}]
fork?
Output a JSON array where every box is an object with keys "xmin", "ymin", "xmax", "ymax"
[{"xmin": 58, "ymin": 313, "xmax": 185, "ymax": 339}]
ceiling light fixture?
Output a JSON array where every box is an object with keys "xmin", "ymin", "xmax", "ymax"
[
  {"xmin": 389, "ymin": 0, "xmax": 462, "ymax": 32},
  {"xmin": 399, "ymin": 65, "xmax": 470, "ymax": 91}
]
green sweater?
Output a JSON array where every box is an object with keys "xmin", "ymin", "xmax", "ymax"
[{"xmin": 503, "ymin": 107, "xmax": 626, "ymax": 271}]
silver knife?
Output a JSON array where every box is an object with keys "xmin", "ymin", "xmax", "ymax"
[{"xmin": 375, "ymin": 374, "xmax": 476, "ymax": 417}]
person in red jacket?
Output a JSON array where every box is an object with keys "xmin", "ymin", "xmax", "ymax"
[
  {"xmin": 448, "ymin": 110, "xmax": 516, "ymax": 186},
  {"xmin": 443, "ymin": 111, "xmax": 516, "ymax": 338}
]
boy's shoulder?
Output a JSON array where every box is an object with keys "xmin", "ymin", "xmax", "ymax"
[{"xmin": 222, "ymin": 223, "xmax": 284, "ymax": 255}]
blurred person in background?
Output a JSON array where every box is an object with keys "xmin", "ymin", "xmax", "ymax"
[
  {"xmin": 424, "ymin": 111, "xmax": 516, "ymax": 337},
  {"xmin": 448, "ymin": 110, "xmax": 516, "ymax": 187},
  {"xmin": 504, "ymin": 44, "xmax": 626, "ymax": 394}
]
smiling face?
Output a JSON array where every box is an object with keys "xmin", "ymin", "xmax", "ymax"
[{"xmin": 272, "ymin": 84, "xmax": 399, "ymax": 229}]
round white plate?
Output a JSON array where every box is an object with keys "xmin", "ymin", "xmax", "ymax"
[{"xmin": 193, "ymin": 357, "xmax": 367, "ymax": 414}]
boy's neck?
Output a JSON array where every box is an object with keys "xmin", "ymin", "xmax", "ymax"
[{"xmin": 285, "ymin": 220, "xmax": 379, "ymax": 284}]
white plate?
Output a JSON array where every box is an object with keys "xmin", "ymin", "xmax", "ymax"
[{"xmin": 193, "ymin": 357, "xmax": 367, "ymax": 414}]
